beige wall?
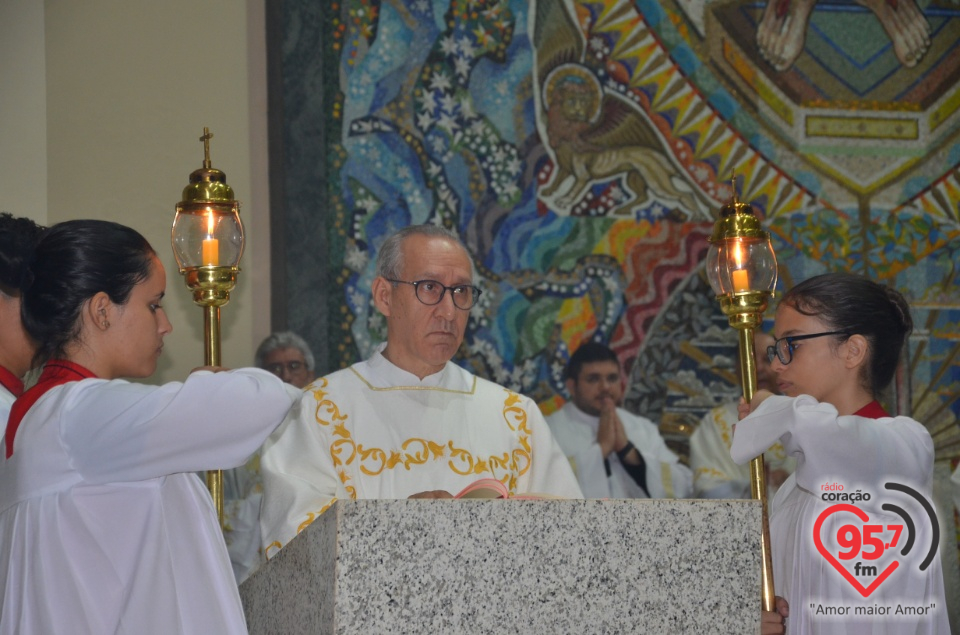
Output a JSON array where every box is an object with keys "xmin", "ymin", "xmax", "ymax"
[
  {"xmin": 1, "ymin": 0, "xmax": 270, "ymax": 383},
  {"xmin": 0, "ymin": 0, "xmax": 47, "ymax": 226}
]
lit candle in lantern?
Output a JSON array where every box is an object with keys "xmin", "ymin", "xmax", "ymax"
[
  {"xmin": 202, "ymin": 211, "xmax": 219, "ymax": 266},
  {"xmin": 732, "ymin": 269, "xmax": 750, "ymax": 292},
  {"xmin": 731, "ymin": 240, "xmax": 749, "ymax": 292}
]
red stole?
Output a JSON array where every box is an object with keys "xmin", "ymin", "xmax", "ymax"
[
  {"xmin": 0, "ymin": 366, "xmax": 23, "ymax": 399},
  {"xmin": 854, "ymin": 400, "xmax": 890, "ymax": 420},
  {"xmin": 5, "ymin": 360, "xmax": 97, "ymax": 458}
]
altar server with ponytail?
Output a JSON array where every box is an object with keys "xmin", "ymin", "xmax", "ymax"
[{"xmin": 0, "ymin": 219, "xmax": 299, "ymax": 635}]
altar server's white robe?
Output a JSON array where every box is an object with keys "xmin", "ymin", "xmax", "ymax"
[
  {"xmin": 732, "ymin": 395, "xmax": 949, "ymax": 635},
  {"xmin": 690, "ymin": 401, "xmax": 794, "ymax": 499},
  {"xmin": 0, "ymin": 369, "xmax": 299, "ymax": 635},
  {"xmin": 0, "ymin": 385, "xmax": 13, "ymax": 426},
  {"xmin": 546, "ymin": 402, "xmax": 692, "ymax": 499},
  {"xmin": 260, "ymin": 348, "xmax": 582, "ymax": 557}
]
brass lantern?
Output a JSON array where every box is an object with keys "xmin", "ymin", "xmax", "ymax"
[
  {"xmin": 706, "ymin": 190, "xmax": 777, "ymax": 321},
  {"xmin": 171, "ymin": 128, "xmax": 245, "ymax": 526},
  {"xmin": 705, "ymin": 186, "xmax": 778, "ymax": 612}
]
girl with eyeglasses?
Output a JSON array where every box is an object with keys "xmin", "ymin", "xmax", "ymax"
[
  {"xmin": 732, "ymin": 272, "xmax": 948, "ymax": 634},
  {"xmin": 0, "ymin": 220, "xmax": 300, "ymax": 634}
]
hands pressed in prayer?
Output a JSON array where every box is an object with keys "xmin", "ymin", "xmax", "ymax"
[
  {"xmin": 761, "ymin": 596, "xmax": 790, "ymax": 634},
  {"xmin": 408, "ymin": 490, "xmax": 454, "ymax": 499},
  {"xmin": 597, "ymin": 398, "xmax": 619, "ymax": 457},
  {"xmin": 599, "ymin": 398, "xmax": 643, "ymax": 466}
]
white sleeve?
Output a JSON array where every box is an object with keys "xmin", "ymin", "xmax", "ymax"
[
  {"xmin": 60, "ymin": 368, "xmax": 299, "ymax": 484},
  {"xmin": 259, "ymin": 382, "xmax": 344, "ymax": 558},
  {"xmin": 520, "ymin": 400, "xmax": 584, "ymax": 498},
  {"xmin": 622, "ymin": 411, "xmax": 691, "ymax": 499},
  {"xmin": 729, "ymin": 395, "xmax": 796, "ymax": 465},
  {"xmin": 546, "ymin": 412, "xmax": 609, "ymax": 498},
  {"xmin": 732, "ymin": 395, "xmax": 934, "ymax": 493}
]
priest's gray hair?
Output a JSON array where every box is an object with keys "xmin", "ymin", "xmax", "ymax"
[
  {"xmin": 255, "ymin": 331, "xmax": 315, "ymax": 371},
  {"xmin": 376, "ymin": 224, "xmax": 475, "ymax": 282}
]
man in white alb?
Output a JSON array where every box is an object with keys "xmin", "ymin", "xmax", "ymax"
[
  {"xmin": 259, "ymin": 225, "xmax": 582, "ymax": 558},
  {"xmin": 546, "ymin": 342, "xmax": 692, "ymax": 499}
]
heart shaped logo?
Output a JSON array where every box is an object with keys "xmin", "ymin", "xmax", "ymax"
[{"xmin": 813, "ymin": 503, "xmax": 900, "ymax": 597}]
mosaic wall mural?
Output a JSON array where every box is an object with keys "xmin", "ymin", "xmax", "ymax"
[
  {"xmin": 292, "ymin": 0, "xmax": 960, "ymax": 469},
  {"xmin": 269, "ymin": 0, "xmax": 959, "ymax": 606}
]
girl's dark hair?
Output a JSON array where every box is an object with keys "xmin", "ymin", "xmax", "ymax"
[
  {"xmin": 0, "ymin": 212, "xmax": 45, "ymax": 296},
  {"xmin": 781, "ymin": 272, "xmax": 913, "ymax": 397},
  {"xmin": 21, "ymin": 219, "xmax": 156, "ymax": 365}
]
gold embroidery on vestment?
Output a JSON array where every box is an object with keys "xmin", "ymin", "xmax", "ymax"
[{"xmin": 309, "ymin": 374, "xmax": 535, "ymax": 498}]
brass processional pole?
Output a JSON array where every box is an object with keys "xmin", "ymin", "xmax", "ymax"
[
  {"xmin": 170, "ymin": 128, "xmax": 245, "ymax": 528},
  {"xmin": 704, "ymin": 184, "xmax": 778, "ymax": 612}
]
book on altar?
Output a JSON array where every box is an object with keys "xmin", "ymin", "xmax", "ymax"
[{"xmin": 453, "ymin": 478, "xmax": 565, "ymax": 500}]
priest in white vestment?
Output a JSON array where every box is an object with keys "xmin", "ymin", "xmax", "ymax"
[
  {"xmin": 546, "ymin": 342, "xmax": 692, "ymax": 499},
  {"xmin": 260, "ymin": 226, "xmax": 582, "ymax": 558}
]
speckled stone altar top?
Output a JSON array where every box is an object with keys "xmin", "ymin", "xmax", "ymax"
[{"xmin": 240, "ymin": 499, "xmax": 761, "ymax": 634}]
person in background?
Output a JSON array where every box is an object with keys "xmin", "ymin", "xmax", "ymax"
[
  {"xmin": 690, "ymin": 331, "xmax": 795, "ymax": 499},
  {"xmin": 0, "ymin": 220, "xmax": 299, "ymax": 634},
  {"xmin": 546, "ymin": 341, "xmax": 692, "ymax": 499},
  {"xmin": 733, "ymin": 272, "xmax": 949, "ymax": 634},
  {"xmin": 259, "ymin": 224, "xmax": 581, "ymax": 559},
  {"xmin": 255, "ymin": 331, "xmax": 316, "ymax": 389},
  {"xmin": 223, "ymin": 331, "xmax": 315, "ymax": 584},
  {"xmin": 0, "ymin": 213, "xmax": 44, "ymax": 422}
]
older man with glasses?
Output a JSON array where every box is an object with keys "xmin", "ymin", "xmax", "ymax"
[
  {"xmin": 255, "ymin": 331, "xmax": 316, "ymax": 389},
  {"xmin": 259, "ymin": 225, "xmax": 582, "ymax": 559}
]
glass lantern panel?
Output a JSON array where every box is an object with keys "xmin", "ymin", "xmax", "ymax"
[
  {"xmin": 706, "ymin": 236, "xmax": 777, "ymax": 296},
  {"xmin": 172, "ymin": 203, "xmax": 244, "ymax": 269}
]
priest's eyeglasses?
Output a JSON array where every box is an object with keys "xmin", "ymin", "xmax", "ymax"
[
  {"xmin": 767, "ymin": 331, "xmax": 849, "ymax": 365},
  {"xmin": 386, "ymin": 278, "xmax": 482, "ymax": 310}
]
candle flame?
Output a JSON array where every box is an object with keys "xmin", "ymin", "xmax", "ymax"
[
  {"xmin": 732, "ymin": 240, "xmax": 744, "ymax": 269},
  {"xmin": 206, "ymin": 211, "xmax": 215, "ymax": 237}
]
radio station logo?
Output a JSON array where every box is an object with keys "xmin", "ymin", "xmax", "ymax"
[{"xmin": 814, "ymin": 481, "xmax": 939, "ymax": 598}]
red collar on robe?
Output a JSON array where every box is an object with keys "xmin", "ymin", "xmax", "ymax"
[
  {"xmin": 0, "ymin": 366, "xmax": 24, "ymax": 399},
  {"xmin": 5, "ymin": 360, "xmax": 97, "ymax": 458},
  {"xmin": 854, "ymin": 400, "xmax": 890, "ymax": 420}
]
